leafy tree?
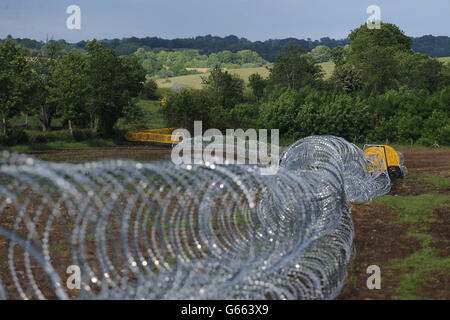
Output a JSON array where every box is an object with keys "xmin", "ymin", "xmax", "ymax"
[
  {"xmin": 261, "ymin": 89, "xmax": 299, "ymax": 135},
  {"xmin": 248, "ymin": 73, "xmax": 267, "ymax": 103},
  {"xmin": 201, "ymin": 65, "xmax": 244, "ymax": 108},
  {"xmin": 269, "ymin": 44, "xmax": 323, "ymax": 90},
  {"xmin": 86, "ymin": 40, "xmax": 146, "ymax": 137},
  {"xmin": 347, "ymin": 23, "xmax": 413, "ymax": 93},
  {"xmin": 141, "ymin": 79, "xmax": 158, "ymax": 100},
  {"xmin": 7, "ymin": 34, "xmax": 450, "ymax": 63},
  {"xmin": 412, "ymin": 35, "xmax": 450, "ymax": 58},
  {"xmin": 0, "ymin": 39, "xmax": 31, "ymax": 135},
  {"xmin": 419, "ymin": 110, "xmax": 449, "ymax": 145},
  {"xmin": 332, "ymin": 64, "xmax": 362, "ymax": 93},
  {"xmin": 121, "ymin": 55, "xmax": 147, "ymax": 98},
  {"xmin": 134, "ymin": 47, "xmax": 267, "ymax": 77},
  {"xmin": 230, "ymin": 103, "xmax": 260, "ymax": 129},
  {"xmin": 49, "ymin": 52, "xmax": 92, "ymax": 135},
  {"xmin": 349, "ymin": 23, "xmax": 412, "ymax": 52},
  {"xmin": 41, "ymin": 40, "xmax": 62, "ymax": 59},
  {"xmin": 394, "ymin": 112, "xmax": 423, "ymax": 142},
  {"xmin": 396, "ymin": 52, "xmax": 447, "ymax": 91},
  {"xmin": 121, "ymin": 99, "xmax": 147, "ymax": 129},
  {"xmin": 28, "ymin": 57, "xmax": 58, "ymax": 131},
  {"xmin": 216, "ymin": 50, "xmax": 233, "ymax": 64},
  {"xmin": 330, "ymin": 46, "xmax": 347, "ymax": 66},
  {"xmin": 140, "ymin": 51, "xmax": 164, "ymax": 75},
  {"xmin": 163, "ymin": 89, "xmax": 215, "ymax": 132},
  {"xmin": 311, "ymin": 45, "xmax": 331, "ymax": 63},
  {"xmin": 236, "ymin": 50, "xmax": 266, "ymax": 66}
]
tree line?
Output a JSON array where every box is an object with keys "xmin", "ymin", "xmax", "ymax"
[
  {"xmin": 133, "ymin": 48, "xmax": 267, "ymax": 78},
  {"xmin": 0, "ymin": 39, "xmax": 146, "ymax": 141},
  {"xmin": 4, "ymin": 33, "xmax": 450, "ymax": 62},
  {"xmin": 163, "ymin": 23, "xmax": 450, "ymax": 146}
]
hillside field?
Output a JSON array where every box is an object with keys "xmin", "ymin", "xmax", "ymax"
[
  {"xmin": 438, "ymin": 56, "xmax": 450, "ymax": 64},
  {"xmin": 156, "ymin": 61, "xmax": 335, "ymax": 89}
]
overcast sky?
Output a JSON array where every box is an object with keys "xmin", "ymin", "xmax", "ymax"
[{"xmin": 0, "ymin": 0, "xmax": 448, "ymax": 42}]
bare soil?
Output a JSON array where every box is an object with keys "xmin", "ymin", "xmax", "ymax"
[
  {"xmin": 338, "ymin": 149, "xmax": 450, "ymax": 300},
  {"xmin": 26, "ymin": 145, "xmax": 172, "ymax": 162}
]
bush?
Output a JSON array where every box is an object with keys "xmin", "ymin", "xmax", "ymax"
[
  {"xmin": 163, "ymin": 89, "xmax": 215, "ymax": 132},
  {"xmin": 418, "ymin": 110, "xmax": 450, "ymax": 145},
  {"xmin": 72, "ymin": 128, "xmax": 98, "ymax": 141},
  {"xmin": 231, "ymin": 103, "xmax": 260, "ymax": 129},
  {"xmin": 140, "ymin": 79, "xmax": 158, "ymax": 100},
  {"xmin": 332, "ymin": 64, "xmax": 362, "ymax": 93},
  {"xmin": 0, "ymin": 129, "xmax": 28, "ymax": 146},
  {"xmin": 261, "ymin": 89, "xmax": 299, "ymax": 135},
  {"xmin": 27, "ymin": 132, "xmax": 48, "ymax": 144},
  {"xmin": 27, "ymin": 130, "xmax": 73, "ymax": 144},
  {"xmin": 311, "ymin": 45, "xmax": 331, "ymax": 63}
]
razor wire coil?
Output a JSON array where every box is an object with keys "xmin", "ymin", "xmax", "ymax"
[{"xmin": 0, "ymin": 136, "xmax": 401, "ymax": 300}]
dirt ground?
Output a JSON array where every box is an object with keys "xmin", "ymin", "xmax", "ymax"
[
  {"xmin": 25, "ymin": 145, "xmax": 173, "ymax": 162},
  {"xmin": 5, "ymin": 146, "xmax": 450, "ymax": 299},
  {"xmin": 338, "ymin": 149, "xmax": 450, "ymax": 300}
]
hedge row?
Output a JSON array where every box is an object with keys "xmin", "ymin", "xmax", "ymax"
[{"xmin": 0, "ymin": 129, "xmax": 99, "ymax": 146}]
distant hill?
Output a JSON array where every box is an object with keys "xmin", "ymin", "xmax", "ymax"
[
  {"xmin": 412, "ymin": 35, "xmax": 450, "ymax": 58},
  {"xmin": 4, "ymin": 34, "xmax": 450, "ymax": 61}
]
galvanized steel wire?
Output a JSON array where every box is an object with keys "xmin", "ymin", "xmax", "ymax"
[{"xmin": 0, "ymin": 136, "xmax": 400, "ymax": 299}]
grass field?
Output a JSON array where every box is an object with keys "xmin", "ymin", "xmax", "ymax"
[
  {"xmin": 318, "ymin": 61, "xmax": 335, "ymax": 78},
  {"xmin": 157, "ymin": 56, "xmax": 447, "ymax": 90},
  {"xmin": 156, "ymin": 62, "xmax": 335, "ymax": 89},
  {"xmin": 156, "ymin": 66, "xmax": 270, "ymax": 89}
]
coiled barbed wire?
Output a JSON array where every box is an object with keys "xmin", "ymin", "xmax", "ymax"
[{"xmin": 0, "ymin": 136, "xmax": 402, "ymax": 300}]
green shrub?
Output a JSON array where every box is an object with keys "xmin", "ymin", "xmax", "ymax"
[
  {"xmin": 0, "ymin": 129, "xmax": 29, "ymax": 146},
  {"xmin": 231, "ymin": 103, "xmax": 261, "ymax": 129},
  {"xmin": 72, "ymin": 129, "xmax": 98, "ymax": 141},
  {"xmin": 27, "ymin": 130, "xmax": 73, "ymax": 144},
  {"xmin": 140, "ymin": 79, "xmax": 158, "ymax": 100},
  {"xmin": 418, "ymin": 110, "xmax": 450, "ymax": 145},
  {"xmin": 163, "ymin": 88, "xmax": 215, "ymax": 132}
]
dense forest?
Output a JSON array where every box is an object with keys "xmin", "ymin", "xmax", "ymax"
[{"xmin": 3, "ymin": 33, "xmax": 450, "ymax": 61}]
